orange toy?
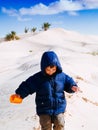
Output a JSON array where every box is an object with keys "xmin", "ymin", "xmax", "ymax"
[{"xmin": 10, "ymin": 94, "xmax": 23, "ymax": 104}]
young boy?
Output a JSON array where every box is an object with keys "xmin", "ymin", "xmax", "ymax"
[{"xmin": 10, "ymin": 51, "xmax": 79, "ymax": 130}]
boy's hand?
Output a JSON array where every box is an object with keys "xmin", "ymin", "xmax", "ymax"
[
  {"xmin": 10, "ymin": 94, "xmax": 23, "ymax": 104},
  {"xmin": 71, "ymin": 86, "xmax": 82, "ymax": 93}
]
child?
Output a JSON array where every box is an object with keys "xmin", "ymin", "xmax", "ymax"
[{"xmin": 10, "ymin": 51, "xmax": 79, "ymax": 130}]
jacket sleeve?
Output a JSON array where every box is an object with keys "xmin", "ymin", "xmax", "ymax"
[
  {"xmin": 64, "ymin": 74, "xmax": 78, "ymax": 93},
  {"xmin": 15, "ymin": 76, "xmax": 37, "ymax": 99}
]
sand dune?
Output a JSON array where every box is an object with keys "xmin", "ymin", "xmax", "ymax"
[{"xmin": 0, "ymin": 28, "xmax": 98, "ymax": 130}]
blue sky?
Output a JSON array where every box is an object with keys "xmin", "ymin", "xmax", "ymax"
[{"xmin": 0, "ymin": 0, "xmax": 98, "ymax": 37}]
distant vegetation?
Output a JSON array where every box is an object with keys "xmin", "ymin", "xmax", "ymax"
[
  {"xmin": 4, "ymin": 22, "xmax": 51, "ymax": 42},
  {"xmin": 5, "ymin": 31, "xmax": 20, "ymax": 41},
  {"xmin": 24, "ymin": 27, "xmax": 29, "ymax": 33},
  {"xmin": 42, "ymin": 22, "xmax": 51, "ymax": 31},
  {"xmin": 31, "ymin": 27, "xmax": 37, "ymax": 33},
  {"xmin": 24, "ymin": 22, "xmax": 51, "ymax": 33},
  {"xmin": 88, "ymin": 51, "xmax": 98, "ymax": 56}
]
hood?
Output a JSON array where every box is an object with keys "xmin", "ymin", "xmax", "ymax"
[{"xmin": 41, "ymin": 51, "xmax": 62, "ymax": 73}]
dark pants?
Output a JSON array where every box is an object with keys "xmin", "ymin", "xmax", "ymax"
[{"xmin": 39, "ymin": 113, "xmax": 65, "ymax": 130}]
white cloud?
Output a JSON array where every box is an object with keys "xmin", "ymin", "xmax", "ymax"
[
  {"xmin": 68, "ymin": 11, "xmax": 79, "ymax": 16},
  {"xmin": 2, "ymin": 0, "xmax": 98, "ymax": 18},
  {"xmin": 19, "ymin": 3, "xmax": 49, "ymax": 15},
  {"xmin": 2, "ymin": 7, "xmax": 32, "ymax": 21},
  {"xmin": 17, "ymin": 16, "xmax": 32, "ymax": 21},
  {"xmin": 2, "ymin": 7, "xmax": 18, "ymax": 17},
  {"xmin": 19, "ymin": 0, "xmax": 83, "ymax": 15},
  {"xmin": 19, "ymin": 0, "xmax": 98, "ymax": 16},
  {"xmin": 81, "ymin": 0, "xmax": 98, "ymax": 8}
]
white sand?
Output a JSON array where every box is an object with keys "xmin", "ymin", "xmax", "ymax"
[{"xmin": 0, "ymin": 28, "xmax": 98, "ymax": 130}]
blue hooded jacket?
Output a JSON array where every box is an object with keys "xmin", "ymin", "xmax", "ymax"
[{"xmin": 15, "ymin": 51, "xmax": 77, "ymax": 115}]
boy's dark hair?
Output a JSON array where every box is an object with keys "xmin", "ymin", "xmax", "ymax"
[{"xmin": 49, "ymin": 65, "xmax": 56, "ymax": 68}]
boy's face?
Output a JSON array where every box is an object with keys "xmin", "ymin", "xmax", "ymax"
[{"xmin": 45, "ymin": 66, "xmax": 57, "ymax": 76}]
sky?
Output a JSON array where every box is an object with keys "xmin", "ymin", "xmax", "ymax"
[{"xmin": 0, "ymin": 0, "xmax": 98, "ymax": 37}]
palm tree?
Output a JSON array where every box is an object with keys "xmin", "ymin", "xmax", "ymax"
[
  {"xmin": 11, "ymin": 31, "xmax": 16, "ymax": 40},
  {"xmin": 42, "ymin": 22, "xmax": 51, "ymax": 31},
  {"xmin": 31, "ymin": 27, "xmax": 37, "ymax": 33},
  {"xmin": 24, "ymin": 27, "xmax": 29, "ymax": 33}
]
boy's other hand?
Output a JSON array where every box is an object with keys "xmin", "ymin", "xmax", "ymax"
[
  {"xmin": 71, "ymin": 86, "xmax": 82, "ymax": 93},
  {"xmin": 10, "ymin": 94, "xmax": 23, "ymax": 104}
]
